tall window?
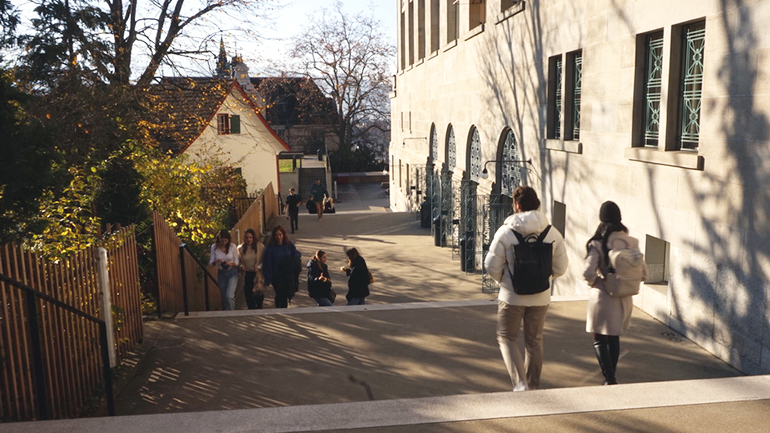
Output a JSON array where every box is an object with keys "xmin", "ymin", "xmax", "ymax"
[
  {"xmin": 408, "ymin": 0, "xmax": 414, "ymax": 65},
  {"xmin": 446, "ymin": 125, "xmax": 456, "ymax": 170},
  {"xmin": 677, "ymin": 21, "xmax": 705, "ymax": 150},
  {"xmin": 430, "ymin": 0, "xmax": 439, "ymax": 52},
  {"xmin": 446, "ymin": 0, "xmax": 457, "ymax": 43},
  {"xmin": 418, "ymin": 0, "xmax": 426, "ymax": 60},
  {"xmin": 567, "ymin": 51, "xmax": 583, "ymax": 140},
  {"xmin": 547, "ymin": 55, "xmax": 563, "ymax": 139},
  {"xmin": 217, "ymin": 114, "xmax": 240, "ymax": 135},
  {"xmin": 642, "ymin": 31, "xmax": 664, "ymax": 147},
  {"xmin": 469, "ymin": 0, "xmax": 485, "ymax": 29}
]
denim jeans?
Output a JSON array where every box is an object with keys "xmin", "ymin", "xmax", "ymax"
[
  {"xmin": 347, "ymin": 297, "xmax": 366, "ymax": 305},
  {"xmin": 497, "ymin": 301, "xmax": 549, "ymax": 390},
  {"xmin": 218, "ymin": 267, "xmax": 238, "ymax": 310},
  {"xmin": 314, "ymin": 297, "xmax": 333, "ymax": 306}
]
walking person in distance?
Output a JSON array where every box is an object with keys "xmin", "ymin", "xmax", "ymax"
[
  {"xmin": 484, "ymin": 186, "xmax": 568, "ymax": 391},
  {"xmin": 309, "ymin": 178, "xmax": 329, "ymax": 221},
  {"xmin": 285, "ymin": 188, "xmax": 302, "ymax": 234}
]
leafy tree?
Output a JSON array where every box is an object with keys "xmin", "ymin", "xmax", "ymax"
[
  {"xmin": 0, "ymin": 70, "xmax": 62, "ymax": 244},
  {"xmin": 289, "ymin": 0, "xmax": 394, "ymax": 161}
]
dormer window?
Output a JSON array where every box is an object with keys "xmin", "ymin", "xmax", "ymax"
[{"xmin": 217, "ymin": 113, "xmax": 241, "ymax": 134}]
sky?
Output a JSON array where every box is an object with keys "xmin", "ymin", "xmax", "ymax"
[
  {"xmin": 7, "ymin": 0, "xmax": 397, "ymax": 79},
  {"xmin": 192, "ymin": 0, "xmax": 398, "ymax": 77}
]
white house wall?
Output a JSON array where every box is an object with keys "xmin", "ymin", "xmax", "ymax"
[
  {"xmin": 391, "ymin": 0, "xmax": 770, "ymax": 374},
  {"xmin": 185, "ymin": 91, "xmax": 284, "ymax": 195}
]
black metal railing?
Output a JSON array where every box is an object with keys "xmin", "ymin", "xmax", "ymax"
[
  {"xmin": 0, "ymin": 273, "xmax": 115, "ymax": 419},
  {"xmin": 179, "ymin": 244, "xmax": 219, "ymax": 316}
]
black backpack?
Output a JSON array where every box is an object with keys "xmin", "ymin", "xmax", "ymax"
[{"xmin": 510, "ymin": 226, "xmax": 554, "ymax": 295}]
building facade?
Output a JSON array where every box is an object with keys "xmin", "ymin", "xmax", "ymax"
[{"xmin": 390, "ymin": 0, "xmax": 770, "ymax": 374}]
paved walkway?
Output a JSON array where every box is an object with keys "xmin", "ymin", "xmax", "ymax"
[{"xmin": 8, "ymin": 183, "xmax": 770, "ymax": 432}]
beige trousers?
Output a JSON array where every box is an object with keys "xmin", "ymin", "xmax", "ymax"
[{"xmin": 496, "ymin": 301, "xmax": 549, "ymax": 390}]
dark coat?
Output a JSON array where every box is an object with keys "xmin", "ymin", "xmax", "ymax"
[
  {"xmin": 306, "ymin": 259, "xmax": 333, "ymax": 299},
  {"xmin": 263, "ymin": 242, "xmax": 301, "ymax": 296},
  {"xmin": 345, "ymin": 255, "xmax": 370, "ymax": 300}
]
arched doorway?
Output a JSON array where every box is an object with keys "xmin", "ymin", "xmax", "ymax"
[{"xmin": 461, "ymin": 126, "xmax": 482, "ymax": 272}]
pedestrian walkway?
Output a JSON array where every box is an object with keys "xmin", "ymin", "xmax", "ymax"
[{"xmin": 9, "ymin": 183, "xmax": 770, "ymax": 432}]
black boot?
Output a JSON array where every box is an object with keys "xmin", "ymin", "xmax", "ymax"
[
  {"xmin": 593, "ymin": 339, "xmax": 617, "ymax": 385},
  {"xmin": 255, "ymin": 293, "xmax": 264, "ymax": 309},
  {"xmin": 608, "ymin": 335, "xmax": 620, "ymax": 374}
]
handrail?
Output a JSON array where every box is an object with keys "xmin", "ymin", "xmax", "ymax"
[
  {"xmin": 179, "ymin": 243, "xmax": 219, "ymax": 316},
  {"xmin": 0, "ymin": 273, "xmax": 115, "ymax": 419}
]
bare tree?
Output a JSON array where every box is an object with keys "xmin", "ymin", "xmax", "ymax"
[
  {"xmin": 289, "ymin": 0, "xmax": 394, "ymax": 156},
  {"xmin": 15, "ymin": 0, "xmax": 278, "ymax": 87}
]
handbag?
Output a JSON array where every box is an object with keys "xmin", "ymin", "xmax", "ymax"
[
  {"xmin": 602, "ymin": 272, "xmax": 639, "ymax": 298},
  {"xmin": 368, "ymin": 270, "xmax": 375, "ymax": 284},
  {"xmin": 328, "ymin": 286, "xmax": 337, "ymax": 303}
]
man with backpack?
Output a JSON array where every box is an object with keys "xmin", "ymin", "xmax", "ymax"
[{"xmin": 484, "ymin": 186, "xmax": 569, "ymax": 391}]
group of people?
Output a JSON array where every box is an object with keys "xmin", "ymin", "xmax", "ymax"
[
  {"xmin": 485, "ymin": 186, "xmax": 646, "ymax": 389},
  {"xmin": 307, "ymin": 248, "xmax": 371, "ymax": 306},
  {"xmin": 209, "ymin": 225, "xmax": 370, "ymax": 311}
]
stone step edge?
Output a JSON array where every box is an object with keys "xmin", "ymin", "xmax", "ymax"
[{"xmin": 17, "ymin": 375, "xmax": 770, "ymax": 433}]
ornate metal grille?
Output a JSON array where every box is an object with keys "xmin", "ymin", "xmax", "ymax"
[
  {"xmin": 643, "ymin": 31, "xmax": 664, "ymax": 146},
  {"xmin": 469, "ymin": 128, "xmax": 482, "ymax": 181},
  {"xmin": 481, "ymin": 194, "xmax": 514, "ymax": 293},
  {"xmin": 440, "ymin": 170, "xmax": 454, "ymax": 248},
  {"xmin": 460, "ymin": 180, "xmax": 479, "ymax": 273},
  {"xmin": 430, "ymin": 127, "xmax": 439, "ymax": 161},
  {"xmin": 447, "ymin": 127, "xmax": 456, "ymax": 170},
  {"xmin": 410, "ymin": 164, "xmax": 426, "ymax": 212},
  {"xmin": 572, "ymin": 53, "xmax": 582, "ymax": 139},
  {"xmin": 679, "ymin": 22, "xmax": 705, "ymax": 150},
  {"xmin": 554, "ymin": 57, "xmax": 562, "ymax": 139},
  {"xmin": 500, "ymin": 130, "xmax": 521, "ymax": 195},
  {"xmin": 429, "ymin": 166, "xmax": 441, "ymax": 237}
]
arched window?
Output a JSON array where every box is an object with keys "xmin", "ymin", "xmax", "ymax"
[
  {"xmin": 500, "ymin": 129, "xmax": 521, "ymax": 196},
  {"xmin": 430, "ymin": 124, "xmax": 439, "ymax": 162},
  {"xmin": 469, "ymin": 127, "xmax": 482, "ymax": 182},
  {"xmin": 446, "ymin": 125, "xmax": 456, "ymax": 171}
]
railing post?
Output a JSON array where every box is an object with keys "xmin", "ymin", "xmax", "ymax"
[
  {"xmin": 24, "ymin": 291, "xmax": 50, "ymax": 420},
  {"xmin": 96, "ymin": 248, "xmax": 116, "ymax": 368},
  {"xmin": 179, "ymin": 244, "xmax": 190, "ymax": 316},
  {"xmin": 204, "ymin": 275, "xmax": 210, "ymax": 312},
  {"xmin": 98, "ymin": 322, "xmax": 116, "ymax": 416}
]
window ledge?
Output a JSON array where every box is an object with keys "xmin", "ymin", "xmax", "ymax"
[
  {"xmin": 464, "ymin": 24, "xmax": 485, "ymax": 41},
  {"xmin": 389, "ymin": 91, "xmax": 397, "ymax": 99},
  {"xmin": 428, "ymin": 50, "xmax": 439, "ymax": 61},
  {"xmin": 624, "ymin": 147, "xmax": 704, "ymax": 170},
  {"xmin": 545, "ymin": 139, "xmax": 582, "ymax": 154},
  {"xmin": 496, "ymin": 1, "xmax": 526, "ymax": 24},
  {"xmin": 443, "ymin": 40, "xmax": 458, "ymax": 52},
  {"xmin": 415, "ymin": 58, "xmax": 424, "ymax": 67}
]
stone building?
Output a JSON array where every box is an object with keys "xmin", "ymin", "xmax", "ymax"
[{"xmin": 389, "ymin": 0, "xmax": 770, "ymax": 374}]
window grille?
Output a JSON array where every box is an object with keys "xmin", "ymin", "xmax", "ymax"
[
  {"xmin": 643, "ymin": 31, "xmax": 664, "ymax": 146},
  {"xmin": 678, "ymin": 22, "xmax": 705, "ymax": 150}
]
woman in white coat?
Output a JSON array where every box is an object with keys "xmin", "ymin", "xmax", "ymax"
[{"xmin": 582, "ymin": 201, "xmax": 646, "ymax": 385}]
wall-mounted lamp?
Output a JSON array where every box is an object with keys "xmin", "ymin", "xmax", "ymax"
[{"xmin": 480, "ymin": 158, "xmax": 533, "ymax": 179}]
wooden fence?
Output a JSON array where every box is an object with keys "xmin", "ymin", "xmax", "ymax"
[
  {"xmin": 0, "ymin": 226, "xmax": 142, "ymax": 421},
  {"xmin": 152, "ymin": 182, "xmax": 281, "ymax": 316}
]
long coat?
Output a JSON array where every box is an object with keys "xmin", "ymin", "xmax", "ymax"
[
  {"xmin": 583, "ymin": 231, "xmax": 644, "ymax": 335},
  {"xmin": 345, "ymin": 255, "xmax": 370, "ymax": 300}
]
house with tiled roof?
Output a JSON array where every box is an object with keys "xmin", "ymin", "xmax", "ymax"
[{"xmin": 146, "ymin": 76, "xmax": 290, "ymax": 195}]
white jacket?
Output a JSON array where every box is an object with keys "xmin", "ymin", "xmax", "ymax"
[{"xmin": 484, "ymin": 210, "xmax": 569, "ymax": 306}]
